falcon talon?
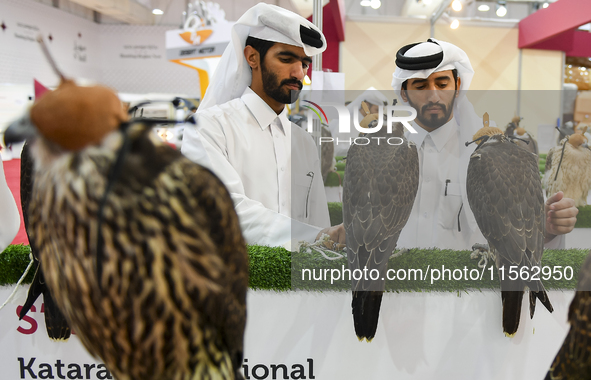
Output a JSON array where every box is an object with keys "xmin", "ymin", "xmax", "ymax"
[{"xmin": 390, "ymin": 248, "xmax": 409, "ymax": 259}]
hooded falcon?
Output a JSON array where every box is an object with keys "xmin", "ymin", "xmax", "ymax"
[
  {"xmin": 343, "ymin": 107, "xmax": 419, "ymax": 342},
  {"xmin": 467, "ymin": 115, "xmax": 553, "ymax": 336},
  {"xmin": 4, "ymin": 43, "xmax": 248, "ymax": 379},
  {"xmin": 543, "ymin": 130, "xmax": 591, "ymax": 207},
  {"xmin": 505, "ymin": 117, "xmax": 538, "ymax": 156},
  {"xmin": 545, "ymin": 250, "xmax": 591, "ymax": 380},
  {"xmin": 18, "ymin": 138, "xmax": 71, "ymax": 341},
  {"xmin": 504, "ymin": 116, "xmax": 521, "ymax": 137}
]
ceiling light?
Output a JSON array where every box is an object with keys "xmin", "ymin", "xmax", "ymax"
[
  {"xmin": 360, "ymin": 0, "xmax": 371, "ymax": 6},
  {"xmin": 496, "ymin": 2, "xmax": 507, "ymax": 17},
  {"xmin": 152, "ymin": 8, "xmax": 164, "ymax": 15},
  {"xmin": 370, "ymin": 0, "xmax": 382, "ymax": 9},
  {"xmin": 450, "ymin": 19, "xmax": 460, "ymax": 29},
  {"xmin": 478, "ymin": 4, "xmax": 490, "ymax": 11},
  {"xmin": 542, "ymin": 2, "xmax": 549, "ymax": 8},
  {"xmin": 452, "ymin": 0, "xmax": 462, "ymax": 11},
  {"xmin": 423, "ymin": 0, "xmax": 433, "ymax": 5}
]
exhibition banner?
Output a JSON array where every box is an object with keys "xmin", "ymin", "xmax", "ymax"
[{"xmin": 0, "ymin": 287, "xmax": 572, "ymax": 379}]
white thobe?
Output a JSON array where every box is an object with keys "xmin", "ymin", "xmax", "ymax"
[
  {"xmin": 397, "ymin": 118, "xmax": 564, "ymax": 250},
  {"xmin": 0, "ymin": 158, "xmax": 20, "ymax": 252},
  {"xmin": 181, "ymin": 87, "xmax": 330, "ymax": 248}
]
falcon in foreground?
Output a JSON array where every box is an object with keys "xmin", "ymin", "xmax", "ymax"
[
  {"xmin": 18, "ymin": 138, "xmax": 71, "ymax": 341},
  {"xmin": 5, "ymin": 41, "xmax": 248, "ymax": 379},
  {"xmin": 545, "ymin": 250, "xmax": 591, "ymax": 380},
  {"xmin": 467, "ymin": 114, "xmax": 553, "ymax": 336},
  {"xmin": 543, "ymin": 129, "xmax": 591, "ymax": 206},
  {"xmin": 343, "ymin": 105, "xmax": 419, "ymax": 341}
]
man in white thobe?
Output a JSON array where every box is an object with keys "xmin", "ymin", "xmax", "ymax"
[
  {"xmin": 390, "ymin": 38, "xmax": 578, "ymax": 250},
  {"xmin": 182, "ymin": 3, "xmax": 345, "ymax": 248}
]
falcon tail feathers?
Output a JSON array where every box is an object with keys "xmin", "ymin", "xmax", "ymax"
[
  {"xmin": 19, "ymin": 265, "xmax": 43, "ymax": 320},
  {"xmin": 20, "ymin": 266, "xmax": 71, "ymax": 341},
  {"xmin": 43, "ymin": 291, "xmax": 71, "ymax": 341},
  {"xmin": 352, "ymin": 290, "xmax": 383, "ymax": 341},
  {"xmin": 529, "ymin": 288, "xmax": 554, "ymax": 318},
  {"xmin": 502, "ymin": 290, "xmax": 523, "ymax": 336}
]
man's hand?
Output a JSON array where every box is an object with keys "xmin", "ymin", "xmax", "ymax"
[
  {"xmin": 545, "ymin": 191, "xmax": 578, "ymax": 243},
  {"xmin": 316, "ymin": 223, "xmax": 346, "ymax": 245}
]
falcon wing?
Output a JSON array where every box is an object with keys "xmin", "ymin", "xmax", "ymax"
[
  {"xmin": 343, "ymin": 134, "xmax": 418, "ymax": 289},
  {"xmin": 545, "ymin": 148, "xmax": 554, "ymax": 173},
  {"xmin": 343, "ymin": 125, "xmax": 418, "ymax": 341},
  {"xmin": 467, "ymin": 140, "xmax": 544, "ymax": 267},
  {"xmin": 19, "ymin": 139, "xmax": 71, "ymax": 341},
  {"xmin": 174, "ymin": 156, "xmax": 249, "ymax": 373},
  {"xmin": 321, "ymin": 125, "xmax": 334, "ymax": 182}
]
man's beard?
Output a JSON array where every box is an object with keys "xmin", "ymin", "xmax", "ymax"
[
  {"xmin": 407, "ymin": 92, "xmax": 456, "ymax": 130},
  {"xmin": 261, "ymin": 62, "xmax": 302, "ymax": 104}
]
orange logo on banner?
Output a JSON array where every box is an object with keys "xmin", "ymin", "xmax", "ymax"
[{"xmin": 179, "ymin": 29, "xmax": 213, "ymax": 45}]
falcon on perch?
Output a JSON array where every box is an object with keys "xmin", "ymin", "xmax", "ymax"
[
  {"xmin": 343, "ymin": 103, "xmax": 419, "ymax": 341},
  {"xmin": 543, "ymin": 128, "xmax": 591, "ymax": 207},
  {"xmin": 467, "ymin": 113, "xmax": 553, "ymax": 337}
]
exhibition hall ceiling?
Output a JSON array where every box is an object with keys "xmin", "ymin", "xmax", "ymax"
[{"xmin": 32, "ymin": 0, "xmax": 562, "ymax": 26}]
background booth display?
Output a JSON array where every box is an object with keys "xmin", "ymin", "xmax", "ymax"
[{"xmin": 165, "ymin": 2, "xmax": 233, "ymax": 100}]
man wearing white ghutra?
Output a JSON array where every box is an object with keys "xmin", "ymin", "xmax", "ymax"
[
  {"xmin": 182, "ymin": 3, "xmax": 346, "ymax": 248},
  {"xmin": 391, "ymin": 38, "xmax": 577, "ymax": 250}
]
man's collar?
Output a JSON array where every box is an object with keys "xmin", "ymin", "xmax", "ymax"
[
  {"xmin": 241, "ymin": 87, "xmax": 290, "ymax": 135},
  {"xmin": 406, "ymin": 117, "xmax": 458, "ymax": 151}
]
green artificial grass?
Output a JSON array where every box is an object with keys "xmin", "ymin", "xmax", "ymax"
[
  {"xmin": 0, "ymin": 244, "xmax": 35, "ymax": 286},
  {"xmin": 248, "ymin": 245, "xmax": 292, "ymax": 291},
  {"xmin": 2, "ymin": 244, "xmax": 588, "ymax": 292},
  {"xmin": 324, "ymin": 171, "xmax": 345, "ymax": 187},
  {"xmin": 575, "ymin": 205, "xmax": 591, "ymax": 228},
  {"xmin": 539, "ymin": 156, "xmax": 546, "ymax": 175},
  {"xmin": 335, "ymin": 162, "xmax": 346, "ymax": 171},
  {"xmin": 328, "ymin": 202, "xmax": 343, "ymax": 226}
]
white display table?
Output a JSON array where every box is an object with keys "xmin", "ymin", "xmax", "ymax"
[{"xmin": 0, "ymin": 286, "xmax": 573, "ymax": 379}]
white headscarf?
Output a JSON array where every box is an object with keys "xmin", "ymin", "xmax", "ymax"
[
  {"xmin": 198, "ymin": 3, "xmax": 327, "ymax": 111},
  {"xmin": 391, "ymin": 38, "xmax": 481, "ymax": 140}
]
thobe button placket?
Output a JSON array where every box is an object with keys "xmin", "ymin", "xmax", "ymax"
[{"xmin": 270, "ymin": 117, "xmax": 289, "ymax": 216}]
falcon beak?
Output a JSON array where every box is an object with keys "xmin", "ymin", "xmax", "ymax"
[{"xmin": 4, "ymin": 113, "xmax": 38, "ymax": 145}]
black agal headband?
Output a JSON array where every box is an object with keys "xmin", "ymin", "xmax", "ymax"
[
  {"xmin": 300, "ymin": 25, "xmax": 323, "ymax": 49},
  {"xmin": 395, "ymin": 39, "xmax": 443, "ymax": 70}
]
